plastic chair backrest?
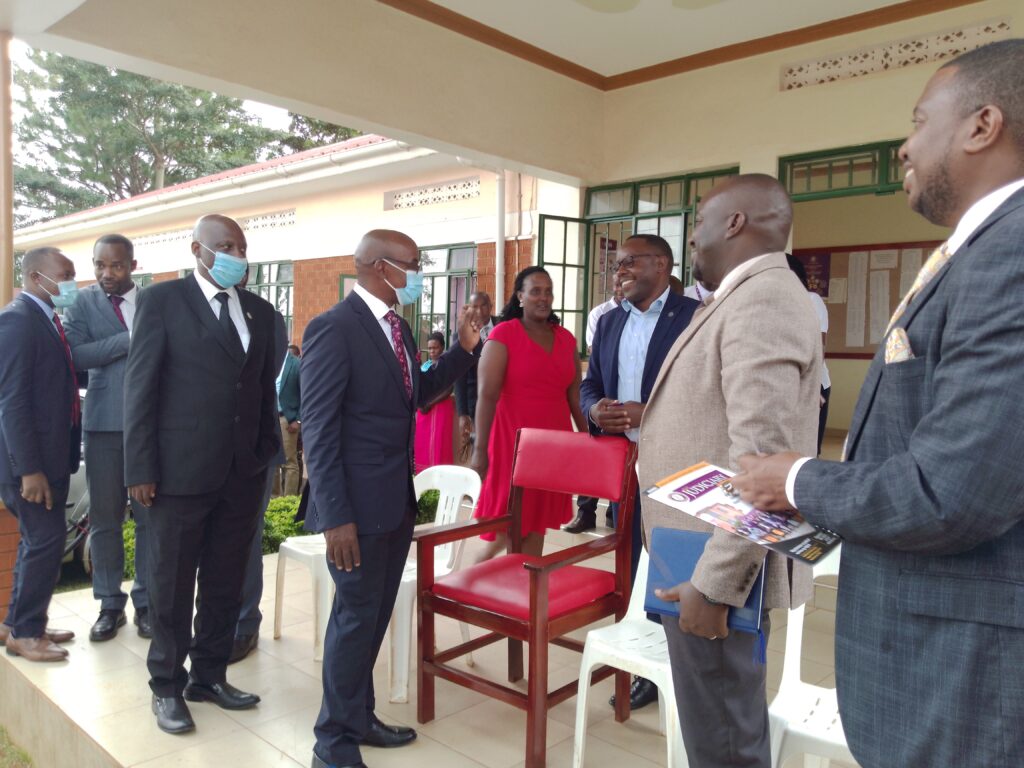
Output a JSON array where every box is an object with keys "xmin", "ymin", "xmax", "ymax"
[
  {"xmin": 780, "ymin": 546, "xmax": 842, "ymax": 690},
  {"xmin": 511, "ymin": 429, "xmax": 633, "ymax": 502},
  {"xmin": 625, "ymin": 548, "xmax": 651, "ymax": 620},
  {"xmin": 413, "ymin": 465, "xmax": 482, "ymax": 569}
]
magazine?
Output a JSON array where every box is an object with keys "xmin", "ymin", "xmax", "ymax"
[{"xmin": 644, "ymin": 462, "xmax": 841, "ymax": 565}]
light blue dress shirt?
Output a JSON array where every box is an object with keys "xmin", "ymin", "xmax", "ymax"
[{"xmin": 617, "ymin": 286, "xmax": 670, "ymax": 442}]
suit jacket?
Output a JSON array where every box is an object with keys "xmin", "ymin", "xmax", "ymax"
[
  {"xmin": 298, "ymin": 291, "xmax": 475, "ymax": 535},
  {"xmin": 277, "ymin": 352, "xmax": 301, "ymax": 423},
  {"xmin": 452, "ymin": 327, "xmax": 482, "ymax": 419},
  {"xmin": 0, "ymin": 294, "xmax": 81, "ymax": 484},
  {"xmin": 123, "ymin": 276, "xmax": 281, "ymax": 495},
  {"xmin": 579, "ymin": 290, "xmax": 699, "ymax": 430},
  {"xmin": 794, "ymin": 188, "xmax": 1024, "ymax": 768},
  {"xmin": 639, "ymin": 253, "xmax": 820, "ymax": 609},
  {"xmin": 62, "ymin": 282, "xmax": 133, "ymax": 433}
]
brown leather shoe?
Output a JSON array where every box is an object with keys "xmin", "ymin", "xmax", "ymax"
[
  {"xmin": 5, "ymin": 635, "xmax": 69, "ymax": 662},
  {"xmin": 0, "ymin": 624, "xmax": 74, "ymax": 646}
]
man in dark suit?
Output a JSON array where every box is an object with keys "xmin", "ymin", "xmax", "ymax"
[
  {"xmin": 0, "ymin": 247, "xmax": 81, "ymax": 662},
  {"xmin": 580, "ymin": 234, "xmax": 698, "ymax": 711},
  {"xmin": 63, "ymin": 234, "xmax": 152, "ymax": 642},
  {"xmin": 124, "ymin": 214, "xmax": 280, "ymax": 734},
  {"xmin": 732, "ymin": 40, "xmax": 1024, "ymax": 768},
  {"xmin": 452, "ymin": 290, "xmax": 493, "ymax": 430},
  {"xmin": 300, "ymin": 229, "xmax": 479, "ymax": 768}
]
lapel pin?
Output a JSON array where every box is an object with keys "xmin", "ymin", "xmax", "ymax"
[
  {"xmin": 246, "ymin": 311, "xmax": 253, "ymax": 320},
  {"xmin": 668, "ymin": 311, "xmax": 675, "ymax": 317}
]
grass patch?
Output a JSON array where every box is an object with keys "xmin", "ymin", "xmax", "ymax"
[{"xmin": 0, "ymin": 726, "xmax": 32, "ymax": 767}]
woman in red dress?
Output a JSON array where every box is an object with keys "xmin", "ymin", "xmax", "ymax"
[
  {"xmin": 470, "ymin": 267, "xmax": 587, "ymax": 561},
  {"xmin": 414, "ymin": 331, "xmax": 457, "ymax": 473}
]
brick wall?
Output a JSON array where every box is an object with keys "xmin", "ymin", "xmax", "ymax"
[
  {"xmin": 292, "ymin": 255, "xmax": 355, "ymax": 345},
  {"xmin": 150, "ymin": 271, "xmax": 179, "ymax": 284},
  {"xmin": 473, "ymin": 238, "xmax": 534, "ymax": 307},
  {"xmin": 0, "ymin": 509, "xmax": 18, "ymax": 616}
]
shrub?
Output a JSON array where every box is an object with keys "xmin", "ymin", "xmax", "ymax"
[
  {"xmin": 417, "ymin": 489, "xmax": 439, "ymax": 525},
  {"xmin": 263, "ymin": 495, "xmax": 307, "ymax": 554},
  {"xmin": 123, "ymin": 518, "xmax": 136, "ymax": 580}
]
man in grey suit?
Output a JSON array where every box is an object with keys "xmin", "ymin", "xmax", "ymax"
[
  {"xmin": 733, "ymin": 40, "xmax": 1024, "ymax": 768},
  {"xmin": 63, "ymin": 234, "xmax": 151, "ymax": 642}
]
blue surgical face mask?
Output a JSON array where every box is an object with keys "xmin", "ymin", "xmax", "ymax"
[
  {"xmin": 198, "ymin": 243, "xmax": 249, "ymax": 289},
  {"xmin": 381, "ymin": 259, "xmax": 425, "ymax": 306},
  {"xmin": 37, "ymin": 272, "xmax": 79, "ymax": 309}
]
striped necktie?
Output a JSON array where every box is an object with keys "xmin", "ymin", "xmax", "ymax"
[{"xmin": 886, "ymin": 242, "xmax": 951, "ymax": 334}]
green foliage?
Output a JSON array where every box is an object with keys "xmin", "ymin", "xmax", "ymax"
[
  {"xmin": 417, "ymin": 489, "xmax": 440, "ymax": 525},
  {"xmin": 280, "ymin": 114, "xmax": 362, "ymax": 153},
  {"xmin": 122, "ymin": 518, "xmax": 137, "ymax": 581},
  {"xmin": 263, "ymin": 495, "xmax": 308, "ymax": 554},
  {"xmin": 0, "ymin": 726, "xmax": 32, "ymax": 768}
]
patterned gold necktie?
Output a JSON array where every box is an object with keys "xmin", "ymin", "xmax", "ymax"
[{"xmin": 886, "ymin": 242, "xmax": 951, "ymax": 334}]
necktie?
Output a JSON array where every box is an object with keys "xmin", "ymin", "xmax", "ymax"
[
  {"xmin": 384, "ymin": 310, "xmax": 413, "ymax": 399},
  {"xmin": 886, "ymin": 242, "xmax": 951, "ymax": 334},
  {"xmin": 109, "ymin": 294, "xmax": 127, "ymax": 328},
  {"xmin": 52, "ymin": 313, "xmax": 81, "ymax": 426},
  {"xmin": 214, "ymin": 292, "xmax": 243, "ymax": 354}
]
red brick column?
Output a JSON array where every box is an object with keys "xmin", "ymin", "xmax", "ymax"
[
  {"xmin": 0, "ymin": 506, "xmax": 18, "ymax": 617},
  {"xmin": 292, "ymin": 255, "xmax": 354, "ymax": 344}
]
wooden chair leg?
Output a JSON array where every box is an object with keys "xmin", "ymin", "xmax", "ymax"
[
  {"xmin": 526, "ymin": 628, "xmax": 549, "ymax": 768},
  {"xmin": 614, "ymin": 669, "xmax": 630, "ymax": 723},
  {"xmin": 417, "ymin": 603, "xmax": 435, "ymax": 723},
  {"xmin": 508, "ymin": 637, "xmax": 524, "ymax": 683}
]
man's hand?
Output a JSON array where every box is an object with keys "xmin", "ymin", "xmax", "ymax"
[
  {"xmin": 655, "ymin": 581, "xmax": 729, "ymax": 640},
  {"xmin": 469, "ymin": 451, "xmax": 489, "ymax": 482},
  {"xmin": 731, "ymin": 452, "xmax": 803, "ymax": 511},
  {"xmin": 620, "ymin": 401, "xmax": 645, "ymax": 429},
  {"xmin": 589, "ymin": 398, "xmax": 631, "ymax": 433},
  {"xmin": 287, "ymin": 421, "xmax": 299, "ymax": 434},
  {"xmin": 325, "ymin": 522, "xmax": 361, "ymax": 572},
  {"xmin": 455, "ymin": 305, "xmax": 482, "ymax": 353},
  {"xmin": 20, "ymin": 472, "xmax": 53, "ymax": 509},
  {"xmin": 129, "ymin": 483, "xmax": 157, "ymax": 508}
]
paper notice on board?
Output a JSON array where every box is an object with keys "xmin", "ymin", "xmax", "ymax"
[
  {"xmin": 827, "ymin": 277, "xmax": 847, "ymax": 304},
  {"xmin": 900, "ymin": 248, "xmax": 924, "ymax": 296},
  {"xmin": 871, "ymin": 249, "xmax": 898, "ymax": 270},
  {"xmin": 846, "ymin": 252, "xmax": 868, "ymax": 348},
  {"xmin": 869, "ymin": 270, "xmax": 891, "ymax": 343}
]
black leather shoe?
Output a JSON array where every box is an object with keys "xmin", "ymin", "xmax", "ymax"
[
  {"xmin": 563, "ymin": 513, "xmax": 597, "ymax": 534},
  {"xmin": 311, "ymin": 753, "xmax": 367, "ymax": 768},
  {"xmin": 608, "ymin": 676, "xmax": 659, "ymax": 710},
  {"xmin": 228, "ymin": 633, "xmax": 258, "ymax": 664},
  {"xmin": 359, "ymin": 713, "xmax": 416, "ymax": 748},
  {"xmin": 183, "ymin": 679, "xmax": 260, "ymax": 710},
  {"xmin": 134, "ymin": 608, "xmax": 152, "ymax": 639},
  {"xmin": 89, "ymin": 609, "xmax": 127, "ymax": 642},
  {"xmin": 152, "ymin": 694, "xmax": 195, "ymax": 734}
]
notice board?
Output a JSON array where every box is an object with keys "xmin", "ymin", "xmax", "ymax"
[{"xmin": 793, "ymin": 240, "xmax": 943, "ymax": 359}]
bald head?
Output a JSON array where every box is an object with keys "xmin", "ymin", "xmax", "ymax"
[
  {"xmin": 22, "ymin": 247, "xmax": 75, "ymax": 305},
  {"xmin": 191, "ymin": 214, "xmax": 247, "ymax": 289},
  {"xmin": 354, "ymin": 229, "xmax": 421, "ymax": 305},
  {"xmin": 689, "ymin": 173, "xmax": 793, "ymax": 290}
]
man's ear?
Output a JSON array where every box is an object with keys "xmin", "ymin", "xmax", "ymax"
[
  {"xmin": 724, "ymin": 212, "xmax": 747, "ymax": 240},
  {"xmin": 963, "ymin": 104, "xmax": 1005, "ymax": 155}
]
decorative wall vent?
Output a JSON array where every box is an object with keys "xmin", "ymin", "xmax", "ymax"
[
  {"xmin": 134, "ymin": 228, "xmax": 192, "ymax": 249},
  {"xmin": 133, "ymin": 209, "xmax": 296, "ymax": 249},
  {"xmin": 781, "ymin": 18, "xmax": 1011, "ymax": 91},
  {"xmin": 385, "ymin": 176, "xmax": 481, "ymax": 210}
]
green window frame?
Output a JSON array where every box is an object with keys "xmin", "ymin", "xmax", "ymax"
[
  {"xmin": 779, "ymin": 140, "xmax": 905, "ymax": 201},
  {"xmin": 411, "ymin": 243, "xmax": 477, "ymax": 351},
  {"xmin": 247, "ymin": 261, "xmax": 294, "ymax": 337},
  {"xmin": 135, "ymin": 273, "xmax": 154, "ymax": 288}
]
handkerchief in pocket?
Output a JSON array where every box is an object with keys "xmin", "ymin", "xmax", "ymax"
[{"xmin": 885, "ymin": 327, "xmax": 915, "ymax": 363}]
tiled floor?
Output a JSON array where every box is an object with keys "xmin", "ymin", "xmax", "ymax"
[{"xmin": 2, "ymin": 434, "xmax": 853, "ymax": 767}]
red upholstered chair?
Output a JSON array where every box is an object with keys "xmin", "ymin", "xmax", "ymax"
[{"xmin": 414, "ymin": 428, "xmax": 639, "ymax": 768}]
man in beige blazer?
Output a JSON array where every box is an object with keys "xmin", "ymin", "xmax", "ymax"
[{"xmin": 638, "ymin": 174, "xmax": 821, "ymax": 768}]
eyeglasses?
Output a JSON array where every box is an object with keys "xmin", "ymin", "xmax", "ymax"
[{"xmin": 608, "ymin": 252, "xmax": 659, "ymax": 274}]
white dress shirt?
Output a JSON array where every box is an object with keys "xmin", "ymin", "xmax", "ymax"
[
  {"xmin": 586, "ymin": 298, "xmax": 619, "ymax": 347},
  {"xmin": 353, "ymin": 282, "xmax": 413, "ymax": 371},
  {"xmin": 785, "ymin": 176, "xmax": 1024, "ymax": 507},
  {"xmin": 109, "ymin": 284, "xmax": 138, "ymax": 334},
  {"xmin": 193, "ymin": 273, "xmax": 250, "ymax": 353}
]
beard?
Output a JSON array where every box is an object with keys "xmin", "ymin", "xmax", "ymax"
[{"xmin": 912, "ymin": 144, "xmax": 960, "ymax": 226}]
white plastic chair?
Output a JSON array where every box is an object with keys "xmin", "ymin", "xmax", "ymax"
[
  {"xmin": 573, "ymin": 549, "xmax": 687, "ymax": 768},
  {"xmin": 388, "ymin": 465, "xmax": 480, "ymax": 702},
  {"xmin": 769, "ymin": 547, "xmax": 856, "ymax": 768},
  {"xmin": 273, "ymin": 533, "xmax": 331, "ymax": 661}
]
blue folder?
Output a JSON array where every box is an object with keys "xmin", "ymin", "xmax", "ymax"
[{"xmin": 645, "ymin": 527, "xmax": 767, "ymax": 643}]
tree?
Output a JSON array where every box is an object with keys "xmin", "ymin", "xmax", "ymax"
[
  {"xmin": 14, "ymin": 50, "xmax": 286, "ymax": 226},
  {"xmin": 280, "ymin": 114, "xmax": 361, "ymax": 153}
]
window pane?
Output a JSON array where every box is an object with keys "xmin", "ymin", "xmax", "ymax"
[
  {"xmin": 661, "ymin": 181, "xmax": 684, "ymax": 210},
  {"xmin": 449, "ymin": 247, "xmax": 475, "ymax": 270},
  {"xmin": 542, "ymin": 219, "xmax": 566, "ymax": 265},
  {"xmin": 587, "ymin": 186, "xmax": 633, "ymax": 217},
  {"xmin": 565, "ymin": 221, "xmax": 585, "ymax": 266},
  {"xmin": 420, "ymin": 248, "xmax": 446, "ymax": 273},
  {"xmin": 278, "ymin": 262, "xmax": 294, "ymax": 282},
  {"xmin": 637, "ymin": 183, "xmax": 659, "ymax": 213}
]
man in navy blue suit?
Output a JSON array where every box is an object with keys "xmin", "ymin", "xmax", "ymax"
[
  {"xmin": 0, "ymin": 247, "xmax": 82, "ymax": 662},
  {"xmin": 580, "ymin": 234, "xmax": 698, "ymax": 711},
  {"xmin": 300, "ymin": 229, "xmax": 479, "ymax": 768}
]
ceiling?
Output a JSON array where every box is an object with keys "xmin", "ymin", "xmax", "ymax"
[{"xmin": 429, "ymin": 0, "xmax": 912, "ymax": 77}]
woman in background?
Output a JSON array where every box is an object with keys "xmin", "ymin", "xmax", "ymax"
[
  {"xmin": 414, "ymin": 331, "xmax": 458, "ymax": 473},
  {"xmin": 470, "ymin": 266, "xmax": 587, "ymax": 561}
]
